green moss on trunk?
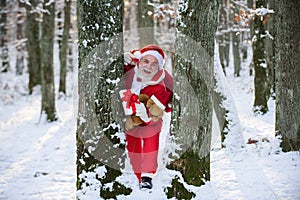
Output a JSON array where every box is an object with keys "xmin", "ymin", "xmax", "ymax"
[
  {"xmin": 165, "ymin": 176, "xmax": 195, "ymax": 199},
  {"xmin": 167, "ymin": 150, "xmax": 210, "ymax": 186},
  {"xmin": 100, "ymin": 181, "xmax": 132, "ymax": 199}
]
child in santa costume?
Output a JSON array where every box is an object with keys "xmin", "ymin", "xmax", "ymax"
[{"xmin": 121, "ymin": 45, "xmax": 173, "ymax": 189}]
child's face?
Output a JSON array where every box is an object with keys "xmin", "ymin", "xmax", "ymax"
[{"xmin": 138, "ymin": 55, "xmax": 159, "ymax": 79}]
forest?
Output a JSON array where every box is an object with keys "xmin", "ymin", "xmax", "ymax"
[{"xmin": 0, "ymin": 0, "xmax": 299, "ymax": 199}]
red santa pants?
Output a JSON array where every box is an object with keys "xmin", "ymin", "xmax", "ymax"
[{"xmin": 125, "ymin": 120, "xmax": 162, "ymax": 182}]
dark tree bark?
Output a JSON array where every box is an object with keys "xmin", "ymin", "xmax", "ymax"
[
  {"xmin": 23, "ymin": 0, "xmax": 41, "ymax": 94},
  {"xmin": 265, "ymin": 0, "xmax": 275, "ymax": 98},
  {"xmin": 57, "ymin": 8, "xmax": 63, "ymax": 49},
  {"xmin": 59, "ymin": 0, "xmax": 71, "ymax": 95},
  {"xmin": 137, "ymin": 0, "xmax": 154, "ymax": 47},
  {"xmin": 0, "ymin": 0, "xmax": 9, "ymax": 73},
  {"xmin": 216, "ymin": 0, "xmax": 230, "ymax": 75},
  {"xmin": 214, "ymin": 0, "xmax": 230, "ymax": 143},
  {"xmin": 248, "ymin": 0, "xmax": 254, "ymax": 76},
  {"xmin": 232, "ymin": 31, "xmax": 241, "ymax": 76},
  {"xmin": 253, "ymin": 0, "xmax": 269, "ymax": 114},
  {"xmin": 166, "ymin": 0, "xmax": 218, "ymax": 198},
  {"xmin": 77, "ymin": 0, "xmax": 131, "ymax": 199},
  {"xmin": 16, "ymin": 2, "xmax": 26, "ymax": 75},
  {"xmin": 275, "ymin": 0, "xmax": 300, "ymax": 151},
  {"xmin": 230, "ymin": 3, "xmax": 241, "ymax": 77},
  {"xmin": 40, "ymin": 1, "xmax": 57, "ymax": 121}
]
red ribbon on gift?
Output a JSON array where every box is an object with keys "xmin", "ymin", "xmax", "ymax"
[{"xmin": 121, "ymin": 90, "xmax": 140, "ymax": 114}]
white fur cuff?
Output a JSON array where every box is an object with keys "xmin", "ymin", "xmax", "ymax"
[{"xmin": 151, "ymin": 95, "xmax": 166, "ymax": 110}]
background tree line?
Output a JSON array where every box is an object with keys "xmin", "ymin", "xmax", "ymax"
[
  {"xmin": 215, "ymin": 0, "xmax": 299, "ymax": 152},
  {"xmin": 0, "ymin": 0, "xmax": 75, "ymax": 121}
]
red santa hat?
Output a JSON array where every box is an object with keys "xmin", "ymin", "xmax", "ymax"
[
  {"xmin": 150, "ymin": 91, "xmax": 172, "ymax": 111},
  {"xmin": 132, "ymin": 45, "xmax": 165, "ymax": 69}
]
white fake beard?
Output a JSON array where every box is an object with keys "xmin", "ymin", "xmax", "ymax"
[{"xmin": 137, "ymin": 67, "xmax": 157, "ymax": 83}]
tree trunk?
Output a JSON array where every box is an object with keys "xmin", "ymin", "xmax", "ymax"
[
  {"xmin": 59, "ymin": 0, "xmax": 71, "ymax": 95},
  {"xmin": 253, "ymin": 0, "xmax": 269, "ymax": 114},
  {"xmin": 265, "ymin": 0, "xmax": 275, "ymax": 98},
  {"xmin": 217, "ymin": 0, "xmax": 230, "ymax": 75},
  {"xmin": 137, "ymin": 0, "xmax": 154, "ymax": 47},
  {"xmin": 218, "ymin": 33, "xmax": 230, "ymax": 75},
  {"xmin": 23, "ymin": 0, "xmax": 41, "ymax": 94},
  {"xmin": 232, "ymin": 31, "xmax": 241, "ymax": 76},
  {"xmin": 77, "ymin": 0, "xmax": 131, "ymax": 199},
  {"xmin": 166, "ymin": 0, "xmax": 218, "ymax": 198},
  {"xmin": 0, "ymin": 0, "xmax": 9, "ymax": 73},
  {"xmin": 230, "ymin": 3, "xmax": 241, "ymax": 77},
  {"xmin": 275, "ymin": 0, "xmax": 300, "ymax": 151},
  {"xmin": 214, "ymin": 0, "xmax": 230, "ymax": 144},
  {"xmin": 16, "ymin": 2, "xmax": 26, "ymax": 75},
  {"xmin": 40, "ymin": 1, "xmax": 57, "ymax": 122},
  {"xmin": 248, "ymin": 0, "xmax": 254, "ymax": 76}
]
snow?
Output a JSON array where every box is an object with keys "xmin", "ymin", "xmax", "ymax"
[
  {"xmin": 0, "ymin": 79, "xmax": 77, "ymax": 199},
  {"xmin": 253, "ymin": 8, "xmax": 275, "ymax": 16},
  {"xmin": 1, "ymin": 43, "xmax": 300, "ymax": 200}
]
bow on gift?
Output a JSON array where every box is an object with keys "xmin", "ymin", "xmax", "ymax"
[{"xmin": 121, "ymin": 90, "xmax": 140, "ymax": 114}]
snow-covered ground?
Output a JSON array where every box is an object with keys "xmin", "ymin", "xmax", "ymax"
[{"xmin": 0, "ymin": 43, "xmax": 299, "ymax": 200}]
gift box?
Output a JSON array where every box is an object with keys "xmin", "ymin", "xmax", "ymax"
[{"xmin": 119, "ymin": 89, "xmax": 140, "ymax": 115}]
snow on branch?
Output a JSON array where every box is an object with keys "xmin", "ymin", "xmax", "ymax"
[
  {"xmin": 253, "ymin": 7, "xmax": 275, "ymax": 16},
  {"xmin": 231, "ymin": 0, "xmax": 275, "ymax": 16},
  {"xmin": 19, "ymin": 0, "xmax": 32, "ymax": 6},
  {"xmin": 45, "ymin": 0, "xmax": 55, "ymax": 7},
  {"xmin": 234, "ymin": 6, "xmax": 274, "ymax": 28}
]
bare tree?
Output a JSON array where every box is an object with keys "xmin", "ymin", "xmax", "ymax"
[
  {"xmin": 253, "ymin": 0, "xmax": 269, "ymax": 114},
  {"xmin": 58, "ymin": 0, "xmax": 71, "ymax": 95},
  {"xmin": 166, "ymin": 0, "xmax": 218, "ymax": 198},
  {"xmin": 23, "ymin": 0, "xmax": 41, "ymax": 94},
  {"xmin": 265, "ymin": 0, "xmax": 275, "ymax": 98},
  {"xmin": 216, "ymin": 0, "xmax": 230, "ymax": 75},
  {"xmin": 40, "ymin": 0, "xmax": 57, "ymax": 121},
  {"xmin": 77, "ymin": 0, "xmax": 132, "ymax": 198},
  {"xmin": 275, "ymin": 0, "xmax": 300, "ymax": 151},
  {"xmin": 231, "ymin": 3, "xmax": 241, "ymax": 77},
  {"xmin": 137, "ymin": 0, "xmax": 154, "ymax": 46},
  {"xmin": 16, "ymin": 2, "xmax": 26, "ymax": 75},
  {"xmin": 0, "ymin": 0, "xmax": 9, "ymax": 73}
]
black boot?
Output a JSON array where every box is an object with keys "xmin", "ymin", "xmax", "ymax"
[{"xmin": 139, "ymin": 176, "xmax": 153, "ymax": 189}]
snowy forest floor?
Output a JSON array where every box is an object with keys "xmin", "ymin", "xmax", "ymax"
[{"xmin": 0, "ymin": 46, "xmax": 300, "ymax": 200}]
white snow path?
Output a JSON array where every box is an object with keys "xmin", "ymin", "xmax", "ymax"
[
  {"xmin": 210, "ymin": 67, "xmax": 300, "ymax": 200},
  {"xmin": 0, "ymin": 92, "xmax": 76, "ymax": 200}
]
